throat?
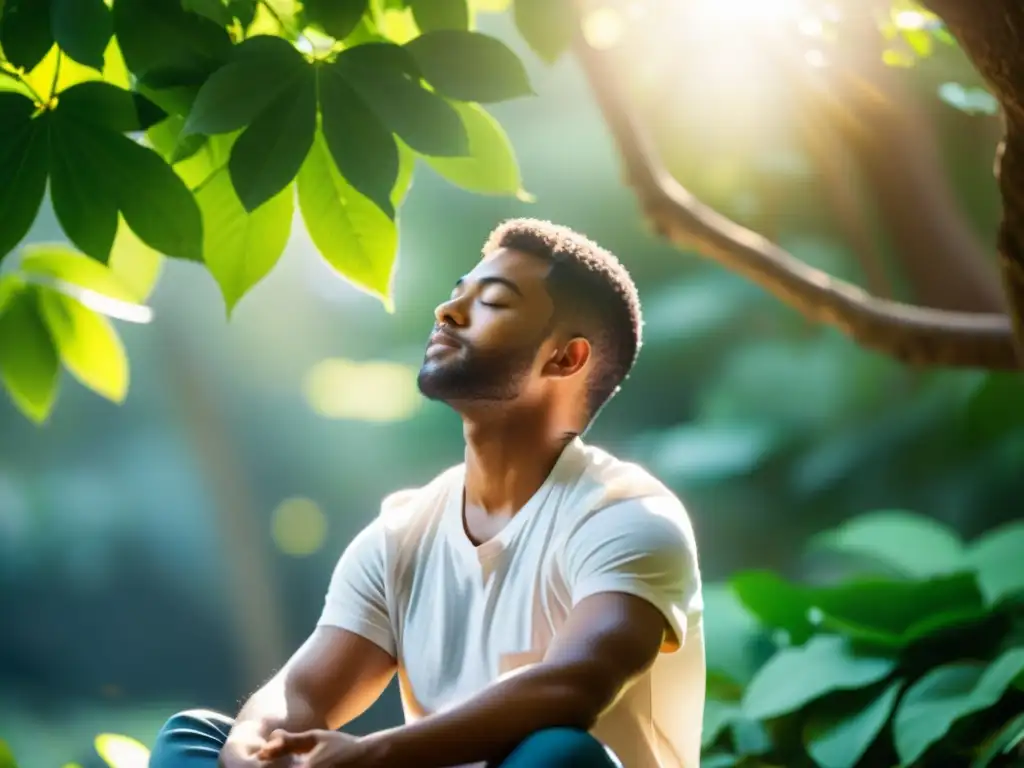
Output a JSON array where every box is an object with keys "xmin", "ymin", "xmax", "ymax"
[{"xmin": 462, "ymin": 501, "xmax": 517, "ymax": 546}]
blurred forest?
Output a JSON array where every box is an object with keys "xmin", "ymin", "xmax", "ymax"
[{"xmin": 2, "ymin": 1, "xmax": 1024, "ymax": 767}]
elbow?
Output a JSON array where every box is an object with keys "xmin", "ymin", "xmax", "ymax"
[{"xmin": 543, "ymin": 664, "xmax": 623, "ymax": 731}]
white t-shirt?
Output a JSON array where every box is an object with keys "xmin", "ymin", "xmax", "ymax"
[{"xmin": 318, "ymin": 439, "xmax": 705, "ymax": 768}]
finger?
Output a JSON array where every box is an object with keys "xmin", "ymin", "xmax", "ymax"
[{"xmin": 257, "ymin": 731, "xmax": 319, "ymax": 759}]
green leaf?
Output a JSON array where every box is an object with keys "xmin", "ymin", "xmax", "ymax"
[
  {"xmin": 732, "ymin": 570, "xmax": 986, "ymax": 648},
  {"xmin": 298, "ymin": 130, "xmax": 397, "ymax": 307},
  {"xmin": 228, "ymin": 0, "xmax": 257, "ymax": 27},
  {"xmin": 809, "ymin": 510, "xmax": 966, "ymax": 579},
  {"xmin": 94, "ymin": 733, "xmax": 150, "ymax": 768},
  {"xmin": 0, "ymin": 92, "xmax": 49, "ymax": 262},
  {"xmin": 405, "ymin": 29, "xmax": 532, "ymax": 102},
  {"xmin": 409, "ymin": 0, "xmax": 469, "ymax": 31},
  {"xmin": 513, "ymin": 0, "xmax": 571, "ymax": 63},
  {"xmin": 702, "ymin": 699, "xmax": 742, "ymax": 749},
  {"xmin": 741, "ymin": 635, "xmax": 896, "ymax": 721},
  {"xmin": 0, "ymin": 0, "xmax": 53, "ymax": 71},
  {"xmin": 304, "ymin": 0, "xmax": 368, "ymax": 39},
  {"xmin": 966, "ymin": 373, "xmax": 1024, "ymax": 442},
  {"xmin": 0, "ymin": 275, "xmax": 21, "ymax": 317},
  {"xmin": 147, "ymin": 114, "xmax": 208, "ymax": 164},
  {"xmin": 939, "ymin": 82, "xmax": 1000, "ymax": 116},
  {"xmin": 51, "ymin": 0, "xmax": 112, "ymax": 70},
  {"xmin": 185, "ymin": 34, "xmax": 309, "ymax": 136},
  {"xmin": 38, "ymin": 287, "xmax": 128, "ymax": 402},
  {"xmin": 48, "ymin": 114, "xmax": 119, "ymax": 261},
  {"xmin": 228, "ymin": 67, "xmax": 316, "ymax": 212},
  {"xmin": 974, "ymin": 712, "xmax": 1024, "ymax": 768},
  {"xmin": 894, "ymin": 648, "xmax": 1024, "ymax": 765},
  {"xmin": 19, "ymin": 243, "xmax": 145, "ymax": 303},
  {"xmin": 182, "ymin": 0, "xmax": 233, "ymax": 26},
  {"xmin": 702, "ymin": 583, "xmax": 773, "ymax": 687},
  {"xmin": 424, "ymin": 101, "xmax": 522, "ymax": 195},
  {"xmin": 803, "ymin": 680, "xmax": 903, "ymax": 768},
  {"xmin": 56, "ymin": 81, "xmax": 166, "ymax": 132},
  {"xmin": 701, "ymin": 756, "xmax": 738, "ymax": 768},
  {"xmin": 107, "ymin": 221, "xmax": 164, "ymax": 302},
  {"xmin": 391, "ymin": 139, "xmax": 416, "ymax": 207},
  {"xmin": 0, "ymin": 287, "xmax": 59, "ymax": 423},
  {"xmin": 730, "ymin": 717, "xmax": 771, "ymax": 756},
  {"xmin": 318, "ymin": 63, "xmax": 398, "ymax": 217},
  {"xmin": 112, "ymin": 0, "xmax": 232, "ymax": 80},
  {"xmin": 0, "ymin": 739, "xmax": 17, "ymax": 768},
  {"xmin": 966, "ymin": 521, "xmax": 1024, "ymax": 605},
  {"xmin": 335, "ymin": 42, "xmax": 468, "ymax": 157},
  {"xmin": 51, "ymin": 113, "xmax": 204, "ymax": 261},
  {"xmin": 197, "ymin": 167, "xmax": 292, "ymax": 313}
]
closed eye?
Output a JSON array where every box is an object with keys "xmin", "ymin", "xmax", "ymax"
[{"xmin": 480, "ymin": 301, "xmax": 507, "ymax": 308}]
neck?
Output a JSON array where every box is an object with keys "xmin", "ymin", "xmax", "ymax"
[{"xmin": 461, "ymin": 406, "xmax": 577, "ymax": 515}]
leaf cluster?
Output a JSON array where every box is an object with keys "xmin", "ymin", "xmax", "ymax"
[
  {"xmin": 703, "ymin": 511, "xmax": 1024, "ymax": 768},
  {"xmin": 0, "ymin": 0, "xmax": 572, "ymax": 422}
]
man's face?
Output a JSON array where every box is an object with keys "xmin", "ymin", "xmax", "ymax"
[{"xmin": 417, "ymin": 248, "xmax": 556, "ymax": 404}]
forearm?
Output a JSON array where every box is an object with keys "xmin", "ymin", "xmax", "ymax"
[
  {"xmin": 361, "ymin": 663, "xmax": 612, "ymax": 768},
  {"xmin": 230, "ymin": 677, "xmax": 327, "ymax": 744}
]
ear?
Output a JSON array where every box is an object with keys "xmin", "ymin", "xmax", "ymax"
[{"xmin": 542, "ymin": 337, "xmax": 591, "ymax": 379}]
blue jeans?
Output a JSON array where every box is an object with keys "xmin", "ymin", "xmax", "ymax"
[{"xmin": 149, "ymin": 709, "xmax": 622, "ymax": 768}]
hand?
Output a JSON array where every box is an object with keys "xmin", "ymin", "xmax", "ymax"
[
  {"xmin": 258, "ymin": 729, "xmax": 370, "ymax": 768},
  {"xmin": 218, "ymin": 734, "xmax": 297, "ymax": 768}
]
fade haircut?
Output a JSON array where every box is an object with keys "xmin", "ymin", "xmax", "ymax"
[{"xmin": 483, "ymin": 218, "xmax": 643, "ymax": 421}]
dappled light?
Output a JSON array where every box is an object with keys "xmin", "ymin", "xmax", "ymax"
[{"xmin": 3, "ymin": 0, "xmax": 1024, "ymax": 766}]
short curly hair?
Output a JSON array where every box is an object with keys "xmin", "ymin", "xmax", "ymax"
[{"xmin": 483, "ymin": 218, "xmax": 643, "ymax": 420}]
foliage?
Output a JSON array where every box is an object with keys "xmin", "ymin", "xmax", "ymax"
[
  {"xmin": 0, "ymin": 0, "xmax": 552, "ymax": 423},
  {"xmin": 701, "ymin": 511, "xmax": 1024, "ymax": 768},
  {"xmin": 0, "ymin": 733, "xmax": 153, "ymax": 768},
  {"xmin": 94, "ymin": 733, "xmax": 150, "ymax": 768}
]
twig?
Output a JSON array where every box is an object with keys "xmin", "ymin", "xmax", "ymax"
[{"xmin": 568, "ymin": 0, "xmax": 1019, "ymax": 370}]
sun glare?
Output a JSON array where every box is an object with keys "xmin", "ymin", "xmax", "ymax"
[{"xmin": 691, "ymin": 0, "xmax": 803, "ymax": 26}]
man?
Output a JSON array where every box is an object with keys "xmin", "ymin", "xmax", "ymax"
[{"xmin": 150, "ymin": 219, "xmax": 705, "ymax": 768}]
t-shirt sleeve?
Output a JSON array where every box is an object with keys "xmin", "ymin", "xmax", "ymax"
[
  {"xmin": 559, "ymin": 495, "xmax": 701, "ymax": 650},
  {"xmin": 318, "ymin": 518, "xmax": 396, "ymax": 658}
]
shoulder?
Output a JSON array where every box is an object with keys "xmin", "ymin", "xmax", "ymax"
[
  {"xmin": 339, "ymin": 465, "xmax": 462, "ymax": 570},
  {"xmin": 377, "ymin": 464, "xmax": 462, "ymax": 527},
  {"xmin": 561, "ymin": 442, "xmax": 698, "ymax": 555}
]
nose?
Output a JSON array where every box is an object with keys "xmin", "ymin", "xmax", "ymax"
[{"xmin": 434, "ymin": 296, "xmax": 468, "ymax": 328}]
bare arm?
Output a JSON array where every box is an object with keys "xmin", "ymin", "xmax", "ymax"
[
  {"xmin": 358, "ymin": 592, "xmax": 667, "ymax": 767},
  {"xmin": 227, "ymin": 626, "xmax": 396, "ymax": 750}
]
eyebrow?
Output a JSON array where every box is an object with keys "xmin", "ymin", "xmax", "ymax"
[{"xmin": 454, "ymin": 275, "xmax": 523, "ymax": 296}]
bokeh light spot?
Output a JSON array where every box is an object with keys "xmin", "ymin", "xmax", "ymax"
[
  {"xmin": 583, "ymin": 7, "xmax": 625, "ymax": 50},
  {"xmin": 304, "ymin": 358, "xmax": 423, "ymax": 422},
  {"xmin": 271, "ymin": 497, "xmax": 328, "ymax": 558}
]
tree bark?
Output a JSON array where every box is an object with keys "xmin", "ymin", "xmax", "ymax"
[
  {"xmin": 923, "ymin": 0, "xmax": 1024, "ymax": 360},
  {"xmin": 569, "ymin": 0, "xmax": 1021, "ymax": 368}
]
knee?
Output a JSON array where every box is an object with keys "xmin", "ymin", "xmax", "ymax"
[
  {"xmin": 159, "ymin": 708, "xmax": 233, "ymax": 737},
  {"xmin": 150, "ymin": 709, "xmax": 233, "ymax": 766},
  {"xmin": 505, "ymin": 727, "xmax": 618, "ymax": 768}
]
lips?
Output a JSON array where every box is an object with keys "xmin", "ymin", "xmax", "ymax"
[{"xmin": 428, "ymin": 330, "xmax": 462, "ymax": 350}]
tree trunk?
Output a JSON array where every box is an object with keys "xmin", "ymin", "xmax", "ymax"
[{"xmin": 925, "ymin": 0, "xmax": 1024, "ymax": 356}]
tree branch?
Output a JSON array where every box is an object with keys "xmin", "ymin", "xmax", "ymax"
[{"xmin": 569, "ymin": 1, "xmax": 1020, "ymax": 370}]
